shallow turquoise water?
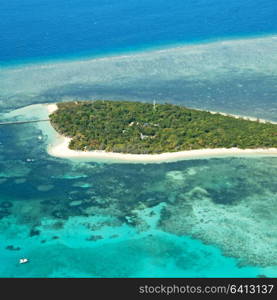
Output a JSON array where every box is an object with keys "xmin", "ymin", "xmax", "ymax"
[
  {"xmin": 0, "ymin": 0, "xmax": 277, "ymax": 277},
  {"xmin": 0, "ymin": 108, "xmax": 276, "ymax": 277}
]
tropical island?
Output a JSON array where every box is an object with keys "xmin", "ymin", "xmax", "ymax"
[{"xmin": 48, "ymin": 100, "xmax": 277, "ymax": 160}]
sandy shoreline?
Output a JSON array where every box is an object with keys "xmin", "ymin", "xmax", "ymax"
[
  {"xmin": 206, "ymin": 110, "xmax": 277, "ymax": 124},
  {"xmin": 46, "ymin": 103, "xmax": 277, "ymax": 163},
  {"xmin": 47, "ymin": 103, "xmax": 58, "ymax": 114},
  {"xmin": 48, "ymin": 136, "xmax": 277, "ymax": 162}
]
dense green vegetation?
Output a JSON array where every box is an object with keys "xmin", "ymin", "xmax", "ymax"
[{"xmin": 49, "ymin": 100, "xmax": 277, "ymax": 154}]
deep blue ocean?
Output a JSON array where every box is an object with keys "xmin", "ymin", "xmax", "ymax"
[
  {"xmin": 1, "ymin": 0, "xmax": 277, "ymax": 64},
  {"xmin": 0, "ymin": 0, "xmax": 277, "ymax": 278}
]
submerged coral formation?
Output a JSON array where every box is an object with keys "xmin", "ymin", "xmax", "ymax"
[
  {"xmin": 159, "ymin": 188, "xmax": 277, "ymax": 267},
  {"xmin": 0, "ymin": 56, "xmax": 277, "ymax": 276}
]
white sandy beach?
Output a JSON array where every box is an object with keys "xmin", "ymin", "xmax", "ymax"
[
  {"xmin": 48, "ymin": 136, "xmax": 277, "ymax": 162},
  {"xmin": 207, "ymin": 110, "xmax": 277, "ymax": 124},
  {"xmin": 46, "ymin": 103, "xmax": 277, "ymax": 163},
  {"xmin": 47, "ymin": 103, "xmax": 58, "ymax": 114}
]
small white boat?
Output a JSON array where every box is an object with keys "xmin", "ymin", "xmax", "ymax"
[{"xmin": 19, "ymin": 258, "xmax": 29, "ymax": 264}]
